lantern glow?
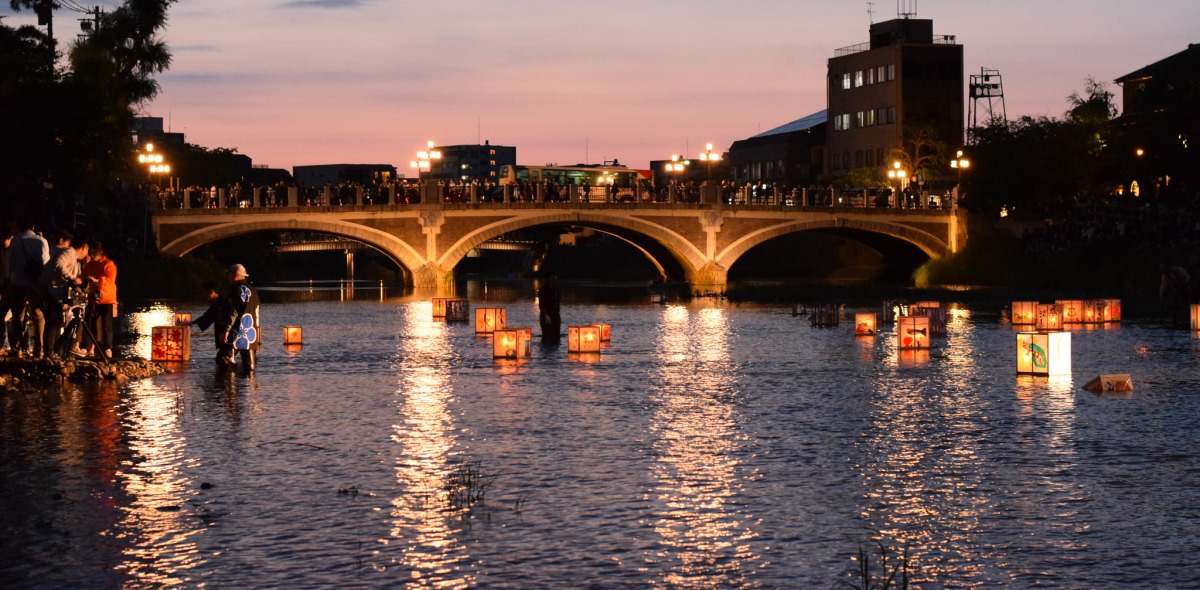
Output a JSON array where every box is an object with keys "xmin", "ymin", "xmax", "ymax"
[
  {"xmin": 592, "ymin": 323, "xmax": 612, "ymax": 342},
  {"xmin": 175, "ymin": 312, "xmax": 192, "ymax": 326},
  {"xmin": 1011, "ymin": 301, "xmax": 1037, "ymax": 325},
  {"xmin": 1035, "ymin": 304, "xmax": 1062, "ymax": 331},
  {"xmin": 1103, "ymin": 299, "xmax": 1121, "ymax": 322},
  {"xmin": 283, "ymin": 326, "xmax": 303, "ymax": 345},
  {"xmin": 1191, "ymin": 304, "xmax": 1200, "ymax": 331},
  {"xmin": 492, "ymin": 327, "xmax": 532, "ymax": 358},
  {"xmin": 475, "ymin": 307, "xmax": 507, "ymax": 334},
  {"xmin": 1082, "ymin": 300, "xmax": 1107, "ymax": 324},
  {"xmin": 431, "ymin": 298, "xmax": 449, "ymax": 318},
  {"xmin": 1056, "ymin": 300, "xmax": 1084, "ymax": 324},
  {"xmin": 151, "ymin": 325, "xmax": 191, "ymax": 361},
  {"xmin": 854, "ymin": 313, "xmax": 877, "ymax": 336},
  {"xmin": 1016, "ymin": 331, "xmax": 1071, "ymax": 375},
  {"xmin": 897, "ymin": 315, "xmax": 931, "ymax": 349},
  {"xmin": 567, "ymin": 325, "xmax": 602, "ymax": 353}
]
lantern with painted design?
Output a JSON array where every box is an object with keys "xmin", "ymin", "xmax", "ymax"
[
  {"xmin": 151, "ymin": 325, "xmax": 191, "ymax": 361},
  {"xmin": 445, "ymin": 299, "xmax": 470, "ymax": 322},
  {"xmin": 492, "ymin": 327, "xmax": 532, "ymax": 358},
  {"xmin": 1035, "ymin": 304, "xmax": 1061, "ymax": 331},
  {"xmin": 897, "ymin": 315, "xmax": 930, "ymax": 349},
  {"xmin": 1056, "ymin": 300, "xmax": 1084, "ymax": 324},
  {"xmin": 1011, "ymin": 301, "xmax": 1037, "ymax": 325},
  {"xmin": 1016, "ymin": 331, "xmax": 1071, "ymax": 375},
  {"xmin": 854, "ymin": 313, "xmax": 877, "ymax": 336},
  {"xmin": 1103, "ymin": 299, "xmax": 1121, "ymax": 322},
  {"xmin": 431, "ymin": 298, "xmax": 449, "ymax": 318},
  {"xmin": 475, "ymin": 307, "xmax": 507, "ymax": 333},
  {"xmin": 592, "ymin": 323, "xmax": 611, "ymax": 342},
  {"xmin": 913, "ymin": 306, "xmax": 947, "ymax": 336},
  {"xmin": 567, "ymin": 325, "xmax": 602, "ymax": 353},
  {"xmin": 1082, "ymin": 300, "xmax": 1107, "ymax": 324},
  {"xmin": 175, "ymin": 312, "xmax": 192, "ymax": 326}
]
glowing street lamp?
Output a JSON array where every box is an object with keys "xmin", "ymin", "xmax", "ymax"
[
  {"xmin": 666, "ymin": 154, "xmax": 690, "ymax": 182},
  {"xmin": 887, "ymin": 160, "xmax": 907, "ymax": 208},
  {"xmin": 410, "ymin": 140, "xmax": 442, "ymax": 182},
  {"xmin": 949, "ymin": 149, "xmax": 969, "ymax": 207},
  {"xmin": 137, "ymin": 142, "xmax": 171, "ymax": 187},
  {"xmin": 698, "ymin": 143, "xmax": 720, "ymax": 179}
]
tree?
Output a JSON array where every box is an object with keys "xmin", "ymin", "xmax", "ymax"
[{"xmin": 886, "ymin": 123, "xmax": 946, "ymax": 188}]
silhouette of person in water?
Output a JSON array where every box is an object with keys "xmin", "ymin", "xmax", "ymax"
[{"xmin": 537, "ymin": 272, "xmax": 561, "ymax": 340}]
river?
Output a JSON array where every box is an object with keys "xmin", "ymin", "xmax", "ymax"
[{"xmin": 2, "ymin": 287, "xmax": 1199, "ymax": 588}]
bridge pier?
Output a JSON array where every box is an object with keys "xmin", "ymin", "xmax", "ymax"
[
  {"xmin": 413, "ymin": 263, "xmax": 456, "ymax": 294},
  {"xmin": 688, "ymin": 261, "xmax": 728, "ymax": 295}
]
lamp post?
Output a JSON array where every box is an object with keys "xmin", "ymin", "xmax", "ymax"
[
  {"xmin": 698, "ymin": 143, "xmax": 720, "ymax": 179},
  {"xmin": 666, "ymin": 154, "xmax": 689, "ymax": 203},
  {"xmin": 410, "ymin": 140, "xmax": 442, "ymax": 183},
  {"xmin": 887, "ymin": 160, "xmax": 907, "ymax": 209},
  {"xmin": 949, "ymin": 149, "xmax": 969, "ymax": 207},
  {"xmin": 137, "ymin": 142, "xmax": 172, "ymax": 202}
]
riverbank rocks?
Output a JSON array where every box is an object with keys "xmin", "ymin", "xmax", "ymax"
[{"xmin": 0, "ymin": 356, "xmax": 167, "ymax": 393}]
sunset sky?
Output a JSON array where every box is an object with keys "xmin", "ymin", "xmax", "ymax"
[{"xmin": 5, "ymin": 1, "xmax": 1198, "ymax": 172}]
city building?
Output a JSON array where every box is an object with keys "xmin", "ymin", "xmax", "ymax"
[
  {"xmin": 725, "ymin": 110, "xmax": 827, "ymax": 188},
  {"xmin": 826, "ymin": 16, "xmax": 963, "ymax": 187},
  {"xmin": 1113, "ymin": 43, "xmax": 1200, "ymax": 190},
  {"xmin": 293, "ymin": 164, "xmax": 397, "ymax": 187},
  {"xmin": 425, "ymin": 142, "xmax": 516, "ymax": 183}
]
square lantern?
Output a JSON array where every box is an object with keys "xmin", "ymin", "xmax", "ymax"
[
  {"xmin": 1011, "ymin": 301, "xmax": 1037, "ymax": 325},
  {"xmin": 431, "ymin": 297, "xmax": 449, "ymax": 318},
  {"xmin": 854, "ymin": 313, "xmax": 877, "ymax": 336},
  {"xmin": 283, "ymin": 325, "xmax": 303, "ymax": 345},
  {"xmin": 897, "ymin": 315, "xmax": 931, "ymax": 349},
  {"xmin": 445, "ymin": 299, "xmax": 470, "ymax": 322},
  {"xmin": 881, "ymin": 301, "xmax": 904, "ymax": 324},
  {"xmin": 151, "ymin": 325, "xmax": 191, "ymax": 361},
  {"xmin": 1083, "ymin": 374, "xmax": 1133, "ymax": 394},
  {"xmin": 1056, "ymin": 300, "xmax": 1084, "ymax": 324},
  {"xmin": 475, "ymin": 307, "xmax": 507, "ymax": 334},
  {"xmin": 1103, "ymin": 299, "xmax": 1121, "ymax": 322},
  {"xmin": 592, "ymin": 323, "xmax": 612, "ymax": 342},
  {"xmin": 567, "ymin": 325, "xmax": 602, "ymax": 353},
  {"xmin": 1082, "ymin": 300, "xmax": 1107, "ymax": 324},
  {"xmin": 1035, "ymin": 304, "xmax": 1062, "ymax": 332},
  {"xmin": 175, "ymin": 312, "xmax": 192, "ymax": 326},
  {"xmin": 1191, "ymin": 304, "xmax": 1200, "ymax": 331},
  {"xmin": 492, "ymin": 327, "xmax": 532, "ymax": 359},
  {"xmin": 913, "ymin": 306, "xmax": 947, "ymax": 336},
  {"xmin": 1016, "ymin": 331, "xmax": 1071, "ymax": 375}
]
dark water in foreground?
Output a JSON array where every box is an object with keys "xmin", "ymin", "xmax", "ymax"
[{"xmin": 2, "ymin": 293, "xmax": 1200, "ymax": 589}]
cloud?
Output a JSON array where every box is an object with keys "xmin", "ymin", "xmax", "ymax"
[
  {"xmin": 173, "ymin": 44, "xmax": 218, "ymax": 53},
  {"xmin": 280, "ymin": 0, "xmax": 367, "ymax": 8}
]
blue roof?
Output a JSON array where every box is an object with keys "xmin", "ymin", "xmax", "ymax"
[{"xmin": 751, "ymin": 110, "xmax": 827, "ymax": 138}]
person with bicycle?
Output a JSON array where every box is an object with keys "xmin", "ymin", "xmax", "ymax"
[{"xmin": 4, "ymin": 216, "xmax": 49, "ymax": 359}]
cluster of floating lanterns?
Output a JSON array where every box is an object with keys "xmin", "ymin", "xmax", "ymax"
[{"xmin": 431, "ymin": 297, "xmax": 611, "ymax": 359}]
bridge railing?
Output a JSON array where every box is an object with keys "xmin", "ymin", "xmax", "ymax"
[{"xmin": 154, "ymin": 182, "xmax": 957, "ymax": 212}]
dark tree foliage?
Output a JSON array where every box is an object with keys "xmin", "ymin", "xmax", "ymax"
[{"xmin": 0, "ymin": 0, "xmax": 175, "ymax": 223}]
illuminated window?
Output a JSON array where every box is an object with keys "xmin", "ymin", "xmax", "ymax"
[
  {"xmin": 842, "ymin": 73, "xmax": 851, "ymax": 89},
  {"xmin": 878, "ymin": 66, "xmax": 886, "ymax": 82},
  {"xmin": 854, "ymin": 71, "xmax": 864, "ymax": 87},
  {"xmin": 868, "ymin": 68, "xmax": 875, "ymax": 84},
  {"xmin": 887, "ymin": 64, "xmax": 895, "ymax": 80},
  {"xmin": 856, "ymin": 111, "xmax": 865, "ymax": 128}
]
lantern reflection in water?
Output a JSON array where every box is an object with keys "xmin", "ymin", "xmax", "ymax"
[
  {"xmin": 854, "ymin": 313, "xmax": 877, "ymax": 336},
  {"xmin": 1016, "ymin": 331, "xmax": 1071, "ymax": 375},
  {"xmin": 492, "ymin": 327, "xmax": 531, "ymax": 359},
  {"xmin": 1011, "ymin": 301, "xmax": 1037, "ymax": 325},
  {"xmin": 474, "ymin": 307, "xmax": 506, "ymax": 334},
  {"xmin": 897, "ymin": 315, "xmax": 930, "ymax": 349},
  {"xmin": 567, "ymin": 325, "xmax": 602, "ymax": 353}
]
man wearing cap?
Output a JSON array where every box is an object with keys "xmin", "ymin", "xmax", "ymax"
[{"xmin": 194, "ymin": 264, "xmax": 260, "ymax": 372}]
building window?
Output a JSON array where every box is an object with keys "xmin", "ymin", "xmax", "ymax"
[
  {"xmin": 856, "ymin": 111, "xmax": 865, "ymax": 128},
  {"xmin": 866, "ymin": 109, "xmax": 876, "ymax": 126},
  {"xmin": 855, "ymin": 150, "xmax": 864, "ymax": 168},
  {"xmin": 887, "ymin": 64, "xmax": 895, "ymax": 81},
  {"xmin": 834, "ymin": 113, "xmax": 852, "ymax": 131},
  {"xmin": 877, "ymin": 148, "xmax": 885, "ymax": 164},
  {"xmin": 854, "ymin": 71, "xmax": 864, "ymax": 87},
  {"xmin": 842, "ymin": 73, "xmax": 851, "ymax": 90},
  {"xmin": 865, "ymin": 149, "xmax": 874, "ymax": 167},
  {"xmin": 489, "ymin": 149, "xmax": 496, "ymax": 155},
  {"xmin": 868, "ymin": 68, "xmax": 875, "ymax": 84},
  {"xmin": 887, "ymin": 106, "xmax": 896, "ymax": 124},
  {"xmin": 877, "ymin": 65, "xmax": 886, "ymax": 82}
]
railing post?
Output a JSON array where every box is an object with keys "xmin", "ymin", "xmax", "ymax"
[
  {"xmin": 288, "ymin": 186, "xmax": 298, "ymax": 207},
  {"xmin": 469, "ymin": 184, "xmax": 479, "ymax": 204},
  {"xmin": 503, "ymin": 184, "xmax": 513, "ymax": 203},
  {"xmin": 536, "ymin": 182, "xmax": 545, "ymax": 203},
  {"xmin": 356, "ymin": 186, "xmax": 365, "ymax": 206}
]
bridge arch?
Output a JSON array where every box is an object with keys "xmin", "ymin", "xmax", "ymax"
[
  {"xmin": 158, "ymin": 218, "xmax": 427, "ymax": 277},
  {"xmin": 437, "ymin": 211, "xmax": 709, "ymax": 282},
  {"xmin": 714, "ymin": 217, "xmax": 949, "ymax": 274}
]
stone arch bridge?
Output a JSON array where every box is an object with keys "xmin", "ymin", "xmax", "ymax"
[{"xmin": 152, "ymin": 202, "xmax": 966, "ymax": 293}]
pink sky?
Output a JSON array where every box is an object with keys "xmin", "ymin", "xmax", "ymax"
[{"xmin": 7, "ymin": 1, "xmax": 1199, "ymax": 172}]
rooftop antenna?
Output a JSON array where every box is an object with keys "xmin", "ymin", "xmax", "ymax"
[
  {"xmin": 867, "ymin": 0, "xmax": 875, "ymax": 24},
  {"xmin": 897, "ymin": 0, "xmax": 916, "ymax": 19}
]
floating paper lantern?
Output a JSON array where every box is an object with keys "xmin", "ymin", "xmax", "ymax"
[
  {"xmin": 445, "ymin": 299, "xmax": 470, "ymax": 322},
  {"xmin": 492, "ymin": 327, "xmax": 532, "ymax": 358},
  {"xmin": 913, "ymin": 306, "xmax": 947, "ymax": 336},
  {"xmin": 881, "ymin": 301, "xmax": 905, "ymax": 324},
  {"xmin": 431, "ymin": 297, "xmax": 449, "ymax": 318},
  {"xmin": 1011, "ymin": 301, "xmax": 1037, "ymax": 325},
  {"xmin": 475, "ymin": 307, "xmax": 507, "ymax": 333},
  {"xmin": 175, "ymin": 312, "xmax": 192, "ymax": 326},
  {"xmin": 1056, "ymin": 300, "xmax": 1084, "ymax": 324},
  {"xmin": 567, "ymin": 325, "xmax": 602, "ymax": 353},
  {"xmin": 1192, "ymin": 304, "xmax": 1200, "ymax": 331},
  {"xmin": 915, "ymin": 301, "xmax": 941, "ymax": 309},
  {"xmin": 283, "ymin": 326, "xmax": 303, "ymax": 345},
  {"xmin": 854, "ymin": 313, "xmax": 877, "ymax": 336},
  {"xmin": 592, "ymin": 323, "xmax": 612, "ymax": 342},
  {"xmin": 897, "ymin": 315, "xmax": 930, "ymax": 349},
  {"xmin": 1103, "ymin": 299, "xmax": 1121, "ymax": 322},
  {"xmin": 151, "ymin": 325, "xmax": 190, "ymax": 361},
  {"xmin": 1016, "ymin": 331, "xmax": 1071, "ymax": 375},
  {"xmin": 1082, "ymin": 300, "xmax": 1107, "ymax": 324},
  {"xmin": 1035, "ymin": 304, "xmax": 1061, "ymax": 331},
  {"xmin": 1083, "ymin": 374, "xmax": 1132, "ymax": 393}
]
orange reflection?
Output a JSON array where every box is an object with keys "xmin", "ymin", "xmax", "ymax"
[
  {"xmin": 648, "ymin": 305, "xmax": 760, "ymax": 586},
  {"xmin": 387, "ymin": 303, "xmax": 473, "ymax": 587}
]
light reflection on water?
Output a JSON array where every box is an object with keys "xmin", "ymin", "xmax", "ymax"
[{"xmin": 3, "ymin": 298, "xmax": 1200, "ymax": 588}]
